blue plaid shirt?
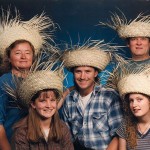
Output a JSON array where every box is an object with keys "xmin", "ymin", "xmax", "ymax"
[{"xmin": 62, "ymin": 85, "xmax": 123, "ymax": 150}]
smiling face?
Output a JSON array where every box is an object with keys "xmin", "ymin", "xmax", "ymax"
[
  {"xmin": 128, "ymin": 37, "xmax": 150, "ymax": 61},
  {"xmin": 9, "ymin": 42, "xmax": 34, "ymax": 72},
  {"xmin": 73, "ymin": 66, "xmax": 98, "ymax": 94},
  {"xmin": 129, "ymin": 93, "xmax": 150, "ymax": 119},
  {"xmin": 31, "ymin": 90, "xmax": 58, "ymax": 121}
]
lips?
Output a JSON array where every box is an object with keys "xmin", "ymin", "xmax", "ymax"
[
  {"xmin": 44, "ymin": 109, "xmax": 53, "ymax": 112},
  {"xmin": 19, "ymin": 61, "xmax": 27, "ymax": 63},
  {"xmin": 136, "ymin": 47, "xmax": 142, "ymax": 49},
  {"xmin": 133, "ymin": 109, "xmax": 140, "ymax": 113}
]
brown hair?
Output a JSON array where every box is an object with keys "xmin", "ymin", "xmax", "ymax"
[
  {"xmin": 0, "ymin": 39, "xmax": 35, "ymax": 75},
  {"xmin": 123, "ymin": 93, "xmax": 150, "ymax": 149},
  {"xmin": 27, "ymin": 89, "xmax": 63, "ymax": 142}
]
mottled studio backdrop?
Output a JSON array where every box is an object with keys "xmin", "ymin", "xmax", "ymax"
[{"xmin": 0, "ymin": 0, "xmax": 150, "ymax": 86}]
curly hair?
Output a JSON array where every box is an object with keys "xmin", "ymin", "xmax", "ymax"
[
  {"xmin": 123, "ymin": 94, "xmax": 138, "ymax": 149},
  {"xmin": 123, "ymin": 93, "xmax": 150, "ymax": 149}
]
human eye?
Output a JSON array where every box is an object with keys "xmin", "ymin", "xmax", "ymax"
[
  {"xmin": 130, "ymin": 37, "xmax": 136, "ymax": 41},
  {"xmin": 137, "ymin": 98, "xmax": 142, "ymax": 102},
  {"xmin": 51, "ymin": 98, "xmax": 56, "ymax": 102},
  {"xmin": 86, "ymin": 70, "xmax": 91, "ymax": 73},
  {"xmin": 129, "ymin": 99, "xmax": 133, "ymax": 103},
  {"xmin": 25, "ymin": 50, "xmax": 32, "ymax": 54},
  {"xmin": 141, "ymin": 37, "xmax": 147, "ymax": 41},
  {"xmin": 15, "ymin": 51, "xmax": 21, "ymax": 54},
  {"xmin": 39, "ymin": 99, "xmax": 46, "ymax": 102},
  {"xmin": 75, "ymin": 70, "xmax": 81, "ymax": 74}
]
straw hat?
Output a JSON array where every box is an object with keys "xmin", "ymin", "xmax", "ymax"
[
  {"xmin": 17, "ymin": 70, "xmax": 63, "ymax": 107},
  {"xmin": 0, "ymin": 9, "xmax": 55, "ymax": 57},
  {"xmin": 4, "ymin": 53, "xmax": 64, "ymax": 108},
  {"xmin": 108, "ymin": 63, "xmax": 150, "ymax": 98},
  {"xmin": 100, "ymin": 13, "xmax": 150, "ymax": 39},
  {"xmin": 62, "ymin": 40, "xmax": 112, "ymax": 71}
]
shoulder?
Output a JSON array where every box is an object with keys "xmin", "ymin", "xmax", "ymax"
[
  {"xmin": 97, "ymin": 86, "xmax": 120, "ymax": 98},
  {"xmin": 13, "ymin": 117, "xmax": 28, "ymax": 132},
  {"xmin": 60, "ymin": 120, "xmax": 69, "ymax": 130},
  {"xmin": 0, "ymin": 72, "xmax": 12, "ymax": 80},
  {"xmin": 0, "ymin": 72, "xmax": 13, "ymax": 86},
  {"xmin": 12, "ymin": 117, "xmax": 28, "ymax": 147},
  {"xmin": 116, "ymin": 120, "xmax": 127, "ymax": 138},
  {"xmin": 96, "ymin": 86, "xmax": 121, "ymax": 106},
  {"xmin": 64, "ymin": 89, "xmax": 78, "ymax": 103}
]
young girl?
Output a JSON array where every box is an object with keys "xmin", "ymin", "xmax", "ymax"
[
  {"xmin": 9, "ymin": 70, "xmax": 74, "ymax": 150},
  {"xmin": 113, "ymin": 66, "xmax": 150, "ymax": 150}
]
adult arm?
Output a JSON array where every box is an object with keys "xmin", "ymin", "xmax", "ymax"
[
  {"xmin": 0, "ymin": 82, "xmax": 11, "ymax": 150},
  {"xmin": 57, "ymin": 86, "xmax": 75, "ymax": 109},
  {"xmin": 0, "ymin": 125, "xmax": 11, "ymax": 150},
  {"xmin": 107, "ymin": 136, "xmax": 119, "ymax": 150},
  {"xmin": 11, "ymin": 128, "xmax": 30, "ymax": 150},
  {"xmin": 118, "ymin": 137, "xmax": 126, "ymax": 150}
]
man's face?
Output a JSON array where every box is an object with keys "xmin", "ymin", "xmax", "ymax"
[
  {"xmin": 73, "ymin": 66, "xmax": 98, "ymax": 93},
  {"xmin": 127, "ymin": 37, "xmax": 150, "ymax": 60}
]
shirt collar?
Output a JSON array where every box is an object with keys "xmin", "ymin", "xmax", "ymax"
[{"xmin": 70, "ymin": 84, "xmax": 103, "ymax": 102}]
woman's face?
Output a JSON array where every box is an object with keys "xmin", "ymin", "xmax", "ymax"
[
  {"xmin": 9, "ymin": 42, "xmax": 34, "ymax": 71},
  {"xmin": 31, "ymin": 90, "xmax": 57, "ymax": 120},
  {"xmin": 129, "ymin": 93, "xmax": 150, "ymax": 119}
]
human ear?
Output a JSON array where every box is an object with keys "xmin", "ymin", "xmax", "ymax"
[
  {"xmin": 30, "ymin": 102, "xmax": 36, "ymax": 109},
  {"xmin": 94, "ymin": 70, "xmax": 98, "ymax": 77}
]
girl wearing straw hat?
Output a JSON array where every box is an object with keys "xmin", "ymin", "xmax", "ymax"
[
  {"xmin": 0, "ymin": 8, "xmax": 55, "ymax": 149},
  {"xmin": 110, "ymin": 64, "xmax": 150, "ymax": 150},
  {"xmin": 9, "ymin": 70, "xmax": 74, "ymax": 150}
]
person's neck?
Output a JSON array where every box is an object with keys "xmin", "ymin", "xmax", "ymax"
[
  {"xmin": 40, "ymin": 118, "xmax": 51, "ymax": 130},
  {"xmin": 138, "ymin": 114, "xmax": 150, "ymax": 125},
  {"xmin": 132, "ymin": 55, "xmax": 150, "ymax": 61},
  {"xmin": 79, "ymin": 85, "xmax": 94, "ymax": 97},
  {"xmin": 11, "ymin": 68, "xmax": 29, "ymax": 78}
]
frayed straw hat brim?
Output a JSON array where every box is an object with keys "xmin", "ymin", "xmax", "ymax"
[
  {"xmin": 63, "ymin": 49, "xmax": 111, "ymax": 71},
  {"xmin": 99, "ymin": 13, "xmax": 150, "ymax": 39},
  {"xmin": 118, "ymin": 74, "xmax": 150, "ymax": 97},
  {"xmin": 118, "ymin": 22, "xmax": 150, "ymax": 38},
  {"xmin": 18, "ymin": 71, "xmax": 63, "ymax": 107},
  {"xmin": 0, "ymin": 10, "xmax": 55, "ymax": 56}
]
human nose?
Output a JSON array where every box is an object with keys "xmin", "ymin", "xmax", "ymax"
[
  {"xmin": 136, "ymin": 39, "xmax": 142, "ymax": 45},
  {"xmin": 21, "ymin": 53, "xmax": 26, "ymax": 58},
  {"xmin": 132, "ymin": 100, "xmax": 138, "ymax": 107},
  {"xmin": 45, "ymin": 100, "xmax": 52, "ymax": 107},
  {"xmin": 80, "ymin": 72, "xmax": 86, "ymax": 79}
]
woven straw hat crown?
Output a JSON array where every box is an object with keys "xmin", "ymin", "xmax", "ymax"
[
  {"xmin": 0, "ymin": 9, "xmax": 55, "ymax": 57},
  {"xmin": 111, "ymin": 63, "xmax": 150, "ymax": 98},
  {"xmin": 100, "ymin": 12, "xmax": 150, "ymax": 39},
  {"xmin": 18, "ymin": 70, "xmax": 63, "ymax": 107},
  {"xmin": 62, "ymin": 40, "xmax": 112, "ymax": 71}
]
